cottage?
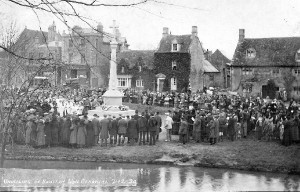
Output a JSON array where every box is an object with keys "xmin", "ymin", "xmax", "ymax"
[
  {"xmin": 231, "ymin": 29, "xmax": 300, "ymax": 99},
  {"xmin": 153, "ymin": 26, "xmax": 216, "ymax": 92}
]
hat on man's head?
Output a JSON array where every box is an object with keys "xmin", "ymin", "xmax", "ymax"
[
  {"xmin": 165, "ymin": 112, "xmax": 170, "ymax": 116},
  {"xmin": 93, "ymin": 114, "xmax": 99, "ymax": 117}
]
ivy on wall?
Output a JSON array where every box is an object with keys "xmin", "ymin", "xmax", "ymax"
[{"xmin": 153, "ymin": 52, "xmax": 191, "ymax": 92}]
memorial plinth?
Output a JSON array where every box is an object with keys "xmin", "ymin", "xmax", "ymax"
[{"xmin": 88, "ymin": 20, "xmax": 135, "ymax": 118}]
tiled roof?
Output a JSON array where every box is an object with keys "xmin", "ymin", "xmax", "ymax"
[
  {"xmin": 117, "ymin": 50, "xmax": 155, "ymax": 69},
  {"xmin": 203, "ymin": 60, "xmax": 219, "ymax": 73},
  {"xmin": 18, "ymin": 28, "xmax": 48, "ymax": 45},
  {"xmin": 156, "ymin": 35, "xmax": 193, "ymax": 53},
  {"xmin": 210, "ymin": 49, "xmax": 230, "ymax": 70},
  {"xmin": 232, "ymin": 37, "xmax": 300, "ymax": 66}
]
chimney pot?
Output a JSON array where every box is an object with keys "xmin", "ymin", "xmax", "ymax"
[
  {"xmin": 192, "ymin": 26, "xmax": 198, "ymax": 36},
  {"xmin": 239, "ymin": 29, "xmax": 245, "ymax": 41},
  {"xmin": 163, "ymin": 27, "xmax": 169, "ymax": 38}
]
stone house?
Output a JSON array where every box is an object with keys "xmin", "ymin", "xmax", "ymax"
[
  {"xmin": 61, "ymin": 20, "xmax": 129, "ymax": 89},
  {"xmin": 231, "ymin": 29, "xmax": 300, "ymax": 99},
  {"xmin": 153, "ymin": 26, "xmax": 216, "ymax": 92},
  {"xmin": 0, "ymin": 22, "xmax": 62, "ymax": 87},
  {"xmin": 116, "ymin": 50, "xmax": 155, "ymax": 91}
]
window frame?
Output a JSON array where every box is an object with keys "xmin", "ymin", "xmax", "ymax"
[
  {"xmin": 172, "ymin": 60, "xmax": 177, "ymax": 70},
  {"xmin": 118, "ymin": 78, "xmax": 127, "ymax": 87},
  {"xmin": 172, "ymin": 44, "xmax": 178, "ymax": 52},
  {"xmin": 246, "ymin": 48, "xmax": 256, "ymax": 59},
  {"xmin": 136, "ymin": 79, "xmax": 144, "ymax": 87},
  {"xmin": 242, "ymin": 67, "xmax": 253, "ymax": 75}
]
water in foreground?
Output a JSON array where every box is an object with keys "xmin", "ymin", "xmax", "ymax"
[{"xmin": 1, "ymin": 160, "xmax": 299, "ymax": 192}]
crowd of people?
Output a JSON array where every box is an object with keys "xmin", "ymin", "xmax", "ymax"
[{"xmin": 1, "ymin": 87, "xmax": 300, "ymax": 149}]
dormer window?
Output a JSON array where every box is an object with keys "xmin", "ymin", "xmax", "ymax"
[
  {"xmin": 295, "ymin": 49, "xmax": 300, "ymax": 62},
  {"xmin": 121, "ymin": 67, "xmax": 125, "ymax": 73},
  {"xmin": 171, "ymin": 39, "xmax": 180, "ymax": 52},
  {"xmin": 246, "ymin": 48, "xmax": 256, "ymax": 59},
  {"xmin": 172, "ymin": 61, "xmax": 177, "ymax": 70},
  {"xmin": 172, "ymin": 44, "xmax": 178, "ymax": 51}
]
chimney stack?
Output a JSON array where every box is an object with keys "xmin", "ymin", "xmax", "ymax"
[
  {"xmin": 192, "ymin": 26, "xmax": 198, "ymax": 37},
  {"xmin": 239, "ymin": 29, "xmax": 245, "ymax": 42},
  {"xmin": 163, "ymin": 27, "xmax": 169, "ymax": 38}
]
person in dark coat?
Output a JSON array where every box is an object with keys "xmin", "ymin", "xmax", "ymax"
[
  {"xmin": 91, "ymin": 114, "xmax": 100, "ymax": 145},
  {"xmin": 179, "ymin": 117, "xmax": 188, "ymax": 144},
  {"xmin": 61, "ymin": 115, "xmax": 71, "ymax": 147},
  {"xmin": 99, "ymin": 114, "xmax": 111, "ymax": 147},
  {"xmin": 117, "ymin": 116, "xmax": 128, "ymax": 145},
  {"xmin": 144, "ymin": 110, "xmax": 150, "ymax": 142},
  {"xmin": 227, "ymin": 114, "xmax": 236, "ymax": 141},
  {"xmin": 85, "ymin": 118, "xmax": 94, "ymax": 147},
  {"xmin": 148, "ymin": 113, "xmax": 157, "ymax": 145},
  {"xmin": 50, "ymin": 114, "xmax": 59, "ymax": 146},
  {"xmin": 155, "ymin": 112, "xmax": 162, "ymax": 141},
  {"xmin": 193, "ymin": 113, "xmax": 201, "ymax": 143},
  {"xmin": 138, "ymin": 112, "xmax": 147, "ymax": 145},
  {"xmin": 109, "ymin": 116, "xmax": 118, "ymax": 146},
  {"xmin": 44, "ymin": 114, "xmax": 52, "ymax": 147},
  {"xmin": 127, "ymin": 116, "xmax": 139, "ymax": 145},
  {"xmin": 77, "ymin": 119, "xmax": 87, "ymax": 148},
  {"xmin": 282, "ymin": 116, "xmax": 293, "ymax": 146}
]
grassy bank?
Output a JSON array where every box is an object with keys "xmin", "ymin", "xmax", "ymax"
[{"xmin": 3, "ymin": 138, "xmax": 299, "ymax": 174}]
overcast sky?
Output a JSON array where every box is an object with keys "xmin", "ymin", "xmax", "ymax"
[{"xmin": 1, "ymin": 0, "xmax": 300, "ymax": 59}]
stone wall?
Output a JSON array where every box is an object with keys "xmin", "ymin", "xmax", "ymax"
[{"xmin": 189, "ymin": 36, "xmax": 205, "ymax": 92}]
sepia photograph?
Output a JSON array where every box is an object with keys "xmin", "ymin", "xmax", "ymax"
[{"xmin": 0, "ymin": 0, "xmax": 299, "ymax": 191}]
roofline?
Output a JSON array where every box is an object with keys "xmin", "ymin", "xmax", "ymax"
[
  {"xmin": 243, "ymin": 37, "xmax": 300, "ymax": 40},
  {"xmin": 230, "ymin": 65, "xmax": 300, "ymax": 67}
]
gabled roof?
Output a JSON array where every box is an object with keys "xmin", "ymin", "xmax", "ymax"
[
  {"xmin": 203, "ymin": 60, "xmax": 219, "ymax": 73},
  {"xmin": 232, "ymin": 37, "xmax": 300, "ymax": 67},
  {"xmin": 17, "ymin": 28, "xmax": 48, "ymax": 46},
  {"xmin": 117, "ymin": 50, "xmax": 155, "ymax": 69},
  {"xmin": 156, "ymin": 35, "xmax": 193, "ymax": 53},
  {"xmin": 210, "ymin": 49, "xmax": 231, "ymax": 70}
]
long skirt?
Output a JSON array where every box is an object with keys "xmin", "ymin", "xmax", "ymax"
[{"xmin": 37, "ymin": 127, "xmax": 46, "ymax": 146}]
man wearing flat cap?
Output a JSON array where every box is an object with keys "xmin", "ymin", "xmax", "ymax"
[{"xmin": 92, "ymin": 114, "xmax": 100, "ymax": 145}]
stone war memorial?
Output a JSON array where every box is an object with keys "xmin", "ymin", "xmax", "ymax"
[{"xmin": 88, "ymin": 20, "xmax": 135, "ymax": 118}]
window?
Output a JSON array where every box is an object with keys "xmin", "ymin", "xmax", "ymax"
[
  {"xmin": 69, "ymin": 53, "xmax": 73, "ymax": 63},
  {"xmin": 138, "ymin": 66, "xmax": 142, "ymax": 72},
  {"xmin": 80, "ymin": 38, "xmax": 86, "ymax": 46},
  {"xmin": 29, "ymin": 52, "xmax": 34, "ymax": 64},
  {"xmin": 246, "ymin": 48, "xmax": 256, "ymax": 59},
  {"xmin": 272, "ymin": 68, "xmax": 280, "ymax": 76},
  {"xmin": 81, "ymin": 53, "xmax": 85, "ymax": 64},
  {"xmin": 136, "ymin": 79, "xmax": 144, "ymax": 87},
  {"xmin": 294, "ymin": 69, "xmax": 300, "ymax": 75},
  {"xmin": 171, "ymin": 77, "xmax": 177, "ymax": 90},
  {"xmin": 70, "ymin": 69, "xmax": 77, "ymax": 78},
  {"xmin": 118, "ymin": 78, "xmax": 127, "ymax": 87},
  {"xmin": 172, "ymin": 61, "xmax": 177, "ymax": 70},
  {"xmin": 293, "ymin": 86, "xmax": 300, "ymax": 92},
  {"xmin": 209, "ymin": 74, "xmax": 214, "ymax": 81},
  {"xmin": 242, "ymin": 68, "xmax": 253, "ymax": 75},
  {"xmin": 295, "ymin": 49, "xmax": 300, "ymax": 62},
  {"xmin": 69, "ymin": 39, "xmax": 73, "ymax": 48},
  {"xmin": 172, "ymin": 44, "xmax": 178, "ymax": 51},
  {"xmin": 121, "ymin": 67, "xmax": 125, "ymax": 73}
]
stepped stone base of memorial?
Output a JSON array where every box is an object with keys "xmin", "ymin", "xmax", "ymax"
[{"xmin": 88, "ymin": 106, "xmax": 135, "ymax": 118}]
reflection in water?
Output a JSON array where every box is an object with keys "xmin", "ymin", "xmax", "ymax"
[{"xmin": 2, "ymin": 160, "xmax": 300, "ymax": 192}]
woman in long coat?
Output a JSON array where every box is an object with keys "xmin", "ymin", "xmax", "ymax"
[
  {"xmin": 61, "ymin": 116, "xmax": 72, "ymax": 146},
  {"xmin": 25, "ymin": 115, "xmax": 36, "ymax": 146},
  {"xmin": 36, "ymin": 118, "xmax": 45, "ymax": 148},
  {"xmin": 86, "ymin": 120, "xmax": 95, "ymax": 147},
  {"xmin": 208, "ymin": 118, "xmax": 216, "ymax": 145},
  {"xmin": 193, "ymin": 114, "xmax": 202, "ymax": 143},
  {"xmin": 282, "ymin": 117, "xmax": 293, "ymax": 146},
  {"xmin": 179, "ymin": 117, "xmax": 188, "ymax": 144},
  {"xmin": 69, "ymin": 117, "xmax": 79, "ymax": 148},
  {"xmin": 51, "ymin": 115, "xmax": 59, "ymax": 146},
  {"xmin": 127, "ymin": 117, "xmax": 139, "ymax": 144},
  {"xmin": 44, "ymin": 115, "xmax": 52, "ymax": 147},
  {"xmin": 255, "ymin": 115, "xmax": 264, "ymax": 140},
  {"xmin": 77, "ymin": 119, "xmax": 87, "ymax": 148},
  {"xmin": 100, "ymin": 115, "xmax": 110, "ymax": 146}
]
